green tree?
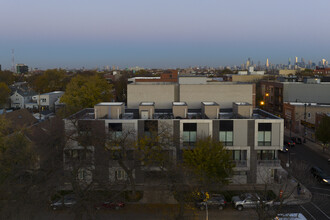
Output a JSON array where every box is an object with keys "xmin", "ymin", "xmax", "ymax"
[
  {"xmin": 0, "ymin": 83, "xmax": 10, "ymax": 108},
  {"xmin": 113, "ymin": 73, "xmax": 128, "ymax": 102},
  {"xmin": 0, "ymin": 71, "xmax": 15, "ymax": 85},
  {"xmin": 183, "ymin": 137, "xmax": 234, "ymax": 186},
  {"xmin": 30, "ymin": 69, "xmax": 68, "ymax": 93},
  {"xmin": 316, "ymin": 115, "xmax": 330, "ymax": 152},
  {"xmin": 60, "ymin": 74, "xmax": 112, "ymax": 114}
]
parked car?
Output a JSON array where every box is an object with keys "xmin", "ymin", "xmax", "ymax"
[
  {"xmin": 284, "ymin": 140, "xmax": 295, "ymax": 147},
  {"xmin": 231, "ymin": 193, "xmax": 273, "ymax": 211},
  {"xmin": 196, "ymin": 194, "xmax": 227, "ymax": 210},
  {"xmin": 310, "ymin": 166, "xmax": 330, "ymax": 184},
  {"xmin": 95, "ymin": 201, "xmax": 125, "ymax": 210},
  {"xmin": 50, "ymin": 194, "xmax": 76, "ymax": 210}
]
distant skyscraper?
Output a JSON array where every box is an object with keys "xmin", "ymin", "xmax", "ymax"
[
  {"xmin": 322, "ymin": 59, "xmax": 326, "ymax": 66},
  {"xmin": 288, "ymin": 58, "xmax": 291, "ymax": 66},
  {"xmin": 16, "ymin": 64, "xmax": 28, "ymax": 74},
  {"xmin": 266, "ymin": 58, "xmax": 269, "ymax": 68},
  {"xmin": 295, "ymin": 56, "xmax": 298, "ymax": 64}
]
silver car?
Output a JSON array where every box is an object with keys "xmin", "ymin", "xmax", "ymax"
[{"xmin": 231, "ymin": 193, "xmax": 273, "ymax": 211}]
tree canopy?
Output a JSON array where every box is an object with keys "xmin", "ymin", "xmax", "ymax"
[
  {"xmin": 183, "ymin": 137, "xmax": 234, "ymax": 186},
  {"xmin": 0, "ymin": 71, "xmax": 15, "ymax": 85},
  {"xmin": 29, "ymin": 69, "xmax": 68, "ymax": 93},
  {"xmin": 60, "ymin": 74, "xmax": 112, "ymax": 113},
  {"xmin": 316, "ymin": 115, "xmax": 330, "ymax": 148},
  {"xmin": 0, "ymin": 83, "xmax": 10, "ymax": 107}
]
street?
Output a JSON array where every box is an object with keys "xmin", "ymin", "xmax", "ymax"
[{"xmin": 279, "ymin": 137, "xmax": 330, "ymax": 220}]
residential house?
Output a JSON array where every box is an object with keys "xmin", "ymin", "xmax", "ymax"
[{"xmin": 32, "ymin": 91, "xmax": 64, "ymax": 111}]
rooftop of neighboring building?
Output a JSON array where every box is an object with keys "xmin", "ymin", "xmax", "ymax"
[{"xmin": 67, "ymin": 104, "xmax": 281, "ymax": 121}]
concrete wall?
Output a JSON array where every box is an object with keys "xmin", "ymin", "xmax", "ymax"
[
  {"xmin": 283, "ymin": 83, "xmax": 330, "ymax": 104},
  {"xmin": 231, "ymin": 74, "xmax": 265, "ymax": 82},
  {"xmin": 180, "ymin": 84, "xmax": 253, "ymax": 109},
  {"xmin": 95, "ymin": 105, "xmax": 124, "ymax": 119},
  {"xmin": 279, "ymin": 69, "xmax": 297, "ymax": 76},
  {"xmin": 233, "ymin": 120, "xmax": 248, "ymax": 146},
  {"xmin": 178, "ymin": 77, "xmax": 207, "ymax": 84},
  {"xmin": 128, "ymin": 84, "xmax": 178, "ymax": 109}
]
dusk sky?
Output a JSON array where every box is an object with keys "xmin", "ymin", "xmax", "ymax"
[{"xmin": 1, "ymin": 0, "xmax": 330, "ymax": 69}]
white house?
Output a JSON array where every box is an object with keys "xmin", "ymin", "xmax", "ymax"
[
  {"xmin": 32, "ymin": 91, "xmax": 64, "ymax": 111},
  {"xmin": 10, "ymin": 89, "xmax": 36, "ymax": 109}
]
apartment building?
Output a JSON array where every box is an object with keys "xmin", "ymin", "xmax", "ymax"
[
  {"xmin": 260, "ymin": 80, "xmax": 330, "ymax": 117},
  {"xmin": 127, "ymin": 76, "xmax": 256, "ymax": 109},
  {"xmin": 64, "ymin": 101, "xmax": 284, "ymax": 186}
]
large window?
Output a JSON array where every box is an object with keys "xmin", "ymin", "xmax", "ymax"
[
  {"xmin": 183, "ymin": 123, "xmax": 197, "ymax": 146},
  {"xmin": 258, "ymin": 123, "xmax": 271, "ymax": 146},
  {"xmin": 230, "ymin": 150, "xmax": 247, "ymax": 160},
  {"xmin": 144, "ymin": 120, "xmax": 158, "ymax": 138},
  {"xmin": 257, "ymin": 150, "xmax": 276, "ymax": 160},
  {"xmin": 219, "ymin": 120, "xmax": 233, "ymax": 146},
  {"xmin": 109, "ymin": 123, "xmax": 122, "ymax": 139}
]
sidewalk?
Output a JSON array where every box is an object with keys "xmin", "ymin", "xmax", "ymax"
[
  {"xmin": 284, "ymin": 128, "xmax": 330, "ymax": 160},
  {"xmin": 272, "ymin": 168, "xmax": 312, "ymax": 205}
]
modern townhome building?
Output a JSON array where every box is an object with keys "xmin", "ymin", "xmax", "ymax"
[
  {"xmin": 64, "ymin": 100, "xmax": 284, "ymax": 187},
  {"xmin": 32, "ymin": 91, "xmax": 64, "ymax": 111},
  {"xmin": 127, "ymin": 76, "xmax": 256, "ymax": 109}
]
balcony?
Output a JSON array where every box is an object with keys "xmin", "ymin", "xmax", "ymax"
[
  {"xmin": 231, "ymin": 160, "xmax": 247, "ymax": 167},
  {"xmin": 257, "ymin": 160, "xmax": 281, "ymax": 167}
]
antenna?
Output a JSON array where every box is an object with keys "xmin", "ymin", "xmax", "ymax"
[{"xmin": 11, "ymin": 49, "xmax": 15, "ymax": 73}]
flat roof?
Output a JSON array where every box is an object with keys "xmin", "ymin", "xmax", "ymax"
[
  {"xmin": 234, "ymin": 102, "xmax": 252, "ymax": 106},
  {"xmin": 172, "ymin": 102, "xmax": 187, "ymax": 106},
  {"xmin": 95, "ymin": 102, "xmax": 124, "ymax": 106},
  {"xmin": 140, "ymin": 102, "xmax": 155, "ymax": 106},
  {"xmin": 202, "ymin": 101, "xmax": 219, "ymax": 106}
]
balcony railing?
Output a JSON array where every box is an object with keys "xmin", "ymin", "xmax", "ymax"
[
  {"xmin": 231, "ymin": 160, "xmax": 247, "ymax": 167},
  {"xmin": 257, "ymin": 160, "xmax": 281, "ymax": 166}
]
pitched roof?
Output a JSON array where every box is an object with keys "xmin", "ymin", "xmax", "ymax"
[{"xmin": 4, "ymin": 109, "xmax": 38, "ymax": 131}]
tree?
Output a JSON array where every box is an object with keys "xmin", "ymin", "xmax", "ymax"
[
  {"xmin": 183, "ymin": 137, "xmax": 234, "ymax": 187},
  {"xmin": 316, "ymin": 115, "xmax": 330, "ymax": 152},
  {"xmin": 113, "ymin": 73, "xmax": 129, "ymax": 102},
  {"xmin": 60, "ymin": 74, "xmax": 112, "ymax": 115},
  {"xmin": 0, "ymin": 71, "xmax": 15, "ymax": 85},
  {"xmin": 0, "ymin": 82, "xmax": 10, "ymax": 108},
  {"xmin": 0, "ymin": 117, "xmax": 39, "ymax": 219},
  {"xmin": 30, "ymin": 69, "xmax": 68, "ymax": 93}
]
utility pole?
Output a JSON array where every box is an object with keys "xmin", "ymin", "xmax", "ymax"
[{"xmin": 304, "ymin": 103, "xmax": 307, "ymax": 143}]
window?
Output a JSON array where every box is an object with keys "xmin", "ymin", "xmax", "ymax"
[
  {"xmin": 183, "ymin": 123, "xmax": 197, "ymax": 145},
  {"xmin": 78, "ymin": 169, "xmax": 86, "ymax": 180},
  {"xmin": 258, "ymin": 123, "xmax": 271, "ymax": 146},
  {"xmin": 219, "ymin": 120, "xmax": 233, "ymax": 146},
  {"xmin": 257, "ymin": 150, "xmax": 276, "ymax": 160},
  {"xmin": 144, "ymin": 120, "xmax": 158, "ymax": 138},
  {"xmin": 41, "ymin": 98, "xmax": 46, "ymax": 103},
  {"xmin": 109, "ymin": 123, "xmax": 122, "ymax": 139},
  {"xmin": 230, "ymin": 150, "xmax": 247, "ymax": 160},
  {"xmin": 115, "ymin": 169, "xmax": 127, "ymax": 181},
  {"xmin": 307, "ymin": 112, "xmax": 311, "ymax": 119}
]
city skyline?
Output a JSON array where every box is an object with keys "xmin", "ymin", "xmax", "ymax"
[{"xmin": 1, "ymin": 0, "xmax": 330, "ymax": 69}]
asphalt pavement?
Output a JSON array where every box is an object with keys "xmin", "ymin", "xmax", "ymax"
[{"xmin": 278, "ymin": 129, "xmax": 330, "ymax": 220}]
